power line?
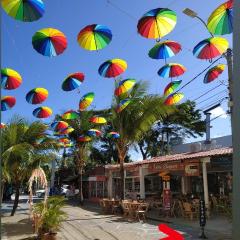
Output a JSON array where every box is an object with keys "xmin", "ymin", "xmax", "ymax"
[
  {"xmin": 200, "ymin": 96, "xmax": 228, "ymax": 111},
  {"xmin": 196, "ymin": 89, "xmax": 227, "ymax": 105}
]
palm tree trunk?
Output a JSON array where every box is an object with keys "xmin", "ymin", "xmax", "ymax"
[
  {"xmin": 11, "ymin": 182, "xmax": 20, "ymax": 216},
  {"xmin": 0, "ymin": 180, "xmax": 5, "ymax": 204},
  {"xmin": 119, "ymin": 158, "xmax": 124, "ymax": 200},
  {"xmin": 78, "ymin": 167, "xmax": 83, "ymax": 205}
]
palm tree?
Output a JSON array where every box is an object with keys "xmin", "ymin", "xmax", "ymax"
[
  {"xmin": 110, "ymin": 81, "xmax": 175, "ymax": 199},
  {"xmin": 1, "ymin": 116, "xmax": 58, "ymax": 216}
]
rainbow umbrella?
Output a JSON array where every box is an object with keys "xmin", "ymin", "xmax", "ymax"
[
  {"xmin": 58, "ymin": 127, "xmax": 74, "ymax": 135},
  {"xmin": 87, "ymin": 129, "xmax": 102, "ymax": 137},
  {"xmin": 137, "ymin": 8, "xmax": 177, "ymax": 40},
  {"xmin": 1, "ymin": 123, "xmax": 6, "ymax": 129},
  {"xmin": 77, "ymin": 24, "xmax": 112, "ymax": 51},
  {"xmin": 116, "ymin": 99, "xmax": 131, "ymax": 113},
  {"xmin": 115, "ymin": 79, "xmax": 136, "ymax": 96},
  {"xmin": 98, "ymin": 59, "xmax": 127, "ymax": 78},
  {"xmin": 1, "ymin": 0, "xmax": 45, "ymax": 22},
  {"xmin": 164, "ymin": 80, "xmax": 182, "ymax": 96},
  {"xmin": 33, "ymin": 106, "xmax": 52, "ymax": 118},
  {"xmin": 79, "ymin": 92, "xmax": 94, "ymax": 111},
  {"xmin": 51, "ymin": 121, "xmax": 69, "ymax": 131},
  {"xmin": 32, "ymin": 28, "xmax": 67, "ymax": 57},
  {"xmin": 204, "ymin": 64, "xmax": 226, "ymax": 83},
  {"xmin": 62, "ymin": 110, "xmax": 79, "ymax": 120},
  {"xmin": 1, "ymin": 96, "xmax": 16, "ymax": 111},
  {"xmin": 59, "ymin": 138, "xmax": 70, "ymax": 144},
  {"xmin": 89, "ymin": 116, "xmax": 107, "ymax": 124},
  {"xmin": 26, "ymin": 88, "xmax": 48, "ymax": 104},
  {"xmin": 207, "ymin": 0, "xmax": 233, "ymax": 35},
  {"xmin": 1, "ymin": 68, "xmax": 22, "ymax": 90},
  {"xmin": 148, "ymin": 40, "xmax": 181, "ymax": 60},
  {"xmin": 107, "ymin": 131, "xmax": 120, "ymax": 139},
  {"xmin": 158, "ymin": 63, "xmax": 186, "ymax": 78},
  {"xmin": 62, "ymin": 72, "xmax": 85, "ymax": 91},
  {"xmin": 164, "ymin": 93, "xmax": 184, "ymax": 105},
  {"xmin": 78, "ymin": 136, "xmax": 92, "ymax": 142},
  {"xmin": 193, "ymin": 37, "xmax": 229, "ymax": 60}
]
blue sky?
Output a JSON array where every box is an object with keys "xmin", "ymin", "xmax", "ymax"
[{"xmin": 1, "ymin": 0, "xmax": 232, "ymax": 159}]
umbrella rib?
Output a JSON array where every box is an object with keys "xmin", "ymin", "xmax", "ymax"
[
  {"xmin": 93, "ymin": 31, "xmax": 98, "ymax": 51},
  {"xmin": 155, "ymin": 17, "xmax": 161, "ymax": 41}
]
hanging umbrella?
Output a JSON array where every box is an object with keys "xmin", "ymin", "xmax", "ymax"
[
  {"xmin": 193, "ymin": 37, "xmax": 229, "ymax": 60},
  {"xmin": 148, "ymin": 40, "xmax": 181, "ymax": 60},
  {"xmin": 1, "ymin": 123, "xmax": 6, "ymax": 129},
  {"xmin": 33, "ymin": 106, "xmax": 52, "ymax": 118},
  {"xmin": 207, "ymin": 0, "xmax": 233, "ymax": 35},
  {"xmin": 32, "ymin": 28, "xmax": 67, "ymax": 57},
  {"xmin": 98, "ymin": 59, "xmax": 127, "ymax": 78},
  {"xmin": 1, "ymin": 96, "xmax": 16, "ymax": 111},
  {"xmin": 62, "ymin": 72, "xmax": 84, "ymax": 91},
  {"xmin": 79, "ymin": 92, "xmax": 94, "ymax": 111},
  {"xmin": 62, "ymin": 110, "xmax": 79, "ymax": 120},
  {"xmin": 87, "ymin": 129, "xmax": 102, "ymax": 137},
  {"xmin": 116, "ymin": 99, "xmax": 131, "ymax": 113},
  {"xmin": 89, "ymin": 116, "xmax": 107, "ymax": 124},
  {"xmin": 77, "ymin": 24, "xmax": 112, "ymax": 51},
  {"xmin": 158, "ymin": 63, "xmax": 186, "ymax": 78},
  {"xmin": 204, "ymin": 64, "xmax": 226, "ymax": 83},
  {"xmin": 115, "ymin": 79, "xmax": 136, "ymax": 96},
  {"xmin": 78, "ymin": 135, "xmax": 92, "ymax": 142},
  {"xmin": 26, "ymin": 88, "xmax": 48, "ymax": 104},
  {"xmin": 137, "ymin": 8, "xmax": 177, "ymax": 40},
  {"xmin": 164, "ymin": 93, "xmax": 184, "ymax": 105},
  {"xmin": 1, "ymin": 68, "xmax": 22, "ymax": 90},
  {"xmin": 107, "ymin": 131, "xmax": 120, "ymax": 139},
  {"xmin": 51, "ymin": 121, "xmax": 69, "ymax": 131},
  {"xmin": 58, "ymin": 127, "xmax": 74, "ymax": 135},
  {"xmin": 59, "ymin": 138, "xmax": 70, "ymax": 144},
  {"xmin": 1, "ymin": 0, "xmax": 45, "ymax": 22},
  {"xmin": 164, "ymin": 80, "xmax": 182, "ymax": 96}
]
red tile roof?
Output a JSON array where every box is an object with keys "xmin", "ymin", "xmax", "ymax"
[{"xmin": 105, "ymin": 147, "xmax": 232, "ymax": 169}]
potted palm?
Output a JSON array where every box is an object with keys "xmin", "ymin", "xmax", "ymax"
[{"xmin": 33, "ymin": 196, "xmax": 67, "ymax": 240}]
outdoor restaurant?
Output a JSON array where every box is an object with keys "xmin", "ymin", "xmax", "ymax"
[{"xmin": 91, "ymin": 146, "xmax": 233, "ymax": 221}]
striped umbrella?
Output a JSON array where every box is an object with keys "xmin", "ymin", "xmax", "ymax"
[
  {"xmin": 26, "ymin": 88, "xmax": 48, "ymax": 104},
  {"xmin": 204, "ymin": 64, "xmax": 226, "ymax": 83},
  {"xmin": 87, "ymin": 129, "xmax": 102, "ymax": 137},
  {"xmin": 164, "ymin": 80, "xmax": 182, "ymax": 96},
  {"xmin": 115, "ymin": 79, "xmax": 136, "ymax": 96},
  {"xmin": 158, "ymin": 63, "xmax": 186, "ymax": 78},
  {"xmin": 78, "ymin": 136, "xmax": 92, "ymax": 142},
  {"xmin": 33, "ymin": 106, "xmax": 52, "ymax": 118},
  {"xmin": 1, "ymin": 68, "xmax": 22, "ymax": 90},
  {"xmin": 107, "ymin": 132, "xmax": 120, "ymax": 139},
  {"xmin": 51, "ymin": 121, "xmax": 69, "ymax": 131},
  {"xmin": 79, "ymin": 92, "xmax": 94, "ymax": 111},
  {"xmin": 164, "ymin": 93, "xmax": 184, "ymax": 105},
  {"xmin": 116, "ymin": 99, "xmax": 131, "ymax": 113},
  {"xmin": 62, "ymin": 110, "xmax": 79, "ymax": 120},
  {"xmin": 1, "ymin": 96, "xmax": 16, "ymax": 111},
  {"xmin": 89, "ymin": 116, "xmax": 107, "ymax": 124},
  {"xmin": 77, "ymin": 24, "xmax": 112, "ymax": 51},
  {"xmin": 62, "ymin": 72, "xmax": 84, "ymax": 91},
  {"xmin": 1, "ymin": 0, "xmax": 45, "ymax": 22}
]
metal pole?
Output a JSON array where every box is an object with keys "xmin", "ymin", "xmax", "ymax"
[
  {"xmin": 205, "ymin": 113, "xmax": 211, "ymax": 143},
  {"xmin": 232, "ymin": 0, "xmax": 240, "ymax": 238}
]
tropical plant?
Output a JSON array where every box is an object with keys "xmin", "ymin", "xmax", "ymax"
[
  {"xmin": 33, "ymin": 196, "xmax": 66, "ymax": 239},
  {"xmin": 1, "ymin": 116, "xmax": 58, "ymax": 216},
  {"xmin": 110, "ymin": 81, "xmax": 175, "ymax": 199}
]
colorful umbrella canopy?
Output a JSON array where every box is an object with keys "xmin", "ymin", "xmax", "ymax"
[
  {"xmin": 204, "ymin": 64, "xmax": 226, "ymax": 83},
  {"xmin": 62, "ymin": 110, "xmax": 79, "ymax": 120},
  {"xmin": 107, "ymin": 131, "xmax": 120, "ymax": 139},
  {"xmin": 1, "ymin": 96, "xmax": 16, "ymax": 111},
  {"xmin": 33, "ymin": 106, "xmax": 52, "ymax": 118},
  {"xmin": 1, "ymin": 123, "xmax": 6, "ymax": 129},
  {"xmin": 148, "ymin": 40, "xmax": 181, "ymax": 60},
  {"xmin": 78, "ymin": 136, "xmax": 92, "ymax": 142},
  {"xmin": 116, "ymin": 99, "xmax": 131, "ymax": 113},
  {"xmin": 115, "ymin": 79, "xmax": 136, "ymax": 96},
  {"xmin": 26, "ymin": 88, "xmax": 48, "ymax": 104},
  {"xmin": 58, "ymin": 127, "xmax": 74, "ymax": 135},
  {"xmin": 207, "ymin": 0, "xmax": 233, "ymax": 35},
  {"xmin": 32, "ymin": 28, "xmax": 67, "ymax": 57},
  {"xmin": 79, "ymin": 92, "xmax": 94, "ymax": 111},
  {"xmin": 1, "ymin": 0, "xmax": 45, "ymax": 22},
  {"xmin": 164, "ymin": 80, "xmax": 182, "ymax": 96},
  {"xmin": 158, "ymin": 63, "xmax": 186, "ymax": 78},
  {"xmin": 77, "ymin": 24, "xmax": 112, "ymax": 51},
  {"xmin": 62, "ymin": 72, "xmax": 85, "ymax": 91},
  {"xmin": 137, "ymin": 8, "xmax": 177, "ymax": 40},
  {"xmin": 89, "ymin": 116, "xmax": 107, "ymax": 124},
  {"xmin": 59, "ymin": 138, "xmax": 70, "ymax": 144},
  {"xmin": 1, "ymin": 68, "xmax": 22, "ymax": 90},
  {"xmin": 51, "ymin": 121, "xmax": 69, "ymax": 131},
  {"xmin": 98, "ymin": 59, "xmax": 127, "ymax": 78},
  {"xmin": 87, "ymin": 129, "xmax": 102, "ymax": 137},
  {"xmin": 193, "ymin": 37, "xmax": 229, "ymax": 60},
  {"xmin": 164, "ymin": 93, "xmax": 184, "ymax": 105}
]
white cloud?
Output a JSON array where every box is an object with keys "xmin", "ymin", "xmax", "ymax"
[{"xmin": 209, "ymin": 106, "xmax": 228, "ymax": 119}]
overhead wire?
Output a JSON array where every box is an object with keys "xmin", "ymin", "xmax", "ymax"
[
  {"xmin": 196, "ymin": 89, "xmax": 227, "ymax": 106},
  {"xmin": 200, "ymin": 96, "xmax": 228, "ymax": 111}
]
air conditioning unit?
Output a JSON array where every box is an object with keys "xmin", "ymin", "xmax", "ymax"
[{"xmin": 190, "ymin": 142, "xmax": 202, "ymax": 152}]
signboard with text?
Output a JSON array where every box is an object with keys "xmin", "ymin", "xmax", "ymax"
[
  {"xmin": 148, "ymin": 161, "xmax": 184, "ymax": 173},
  {"xmin": 184, "ymin": 163, "xmax": 200, "ymax": 176}
]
